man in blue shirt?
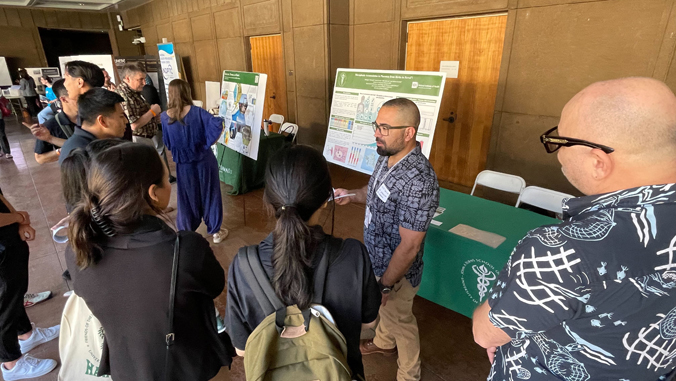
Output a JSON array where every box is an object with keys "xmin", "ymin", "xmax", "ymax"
[
  {"xmin": 473, "ymin": 77, "xmax": 676, "ymax": 381},
  {"xmin": 335, "ymin": 98, "xmax": 439, "ymax": 381}
]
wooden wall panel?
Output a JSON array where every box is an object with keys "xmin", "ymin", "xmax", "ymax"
[
  {"xmin": 44, "ymin": 10, "xmax": 58, "ymax": 27},
  {"xmin": 17, "ymin": 8, "xmax": 33, "ymax": 27},
  {"xmin": 191, "ymin": 13, "xmax": 214, "ymax": 41},
  {"xmin": 0, "ymin": 9, "xmax": 8, "ymax": 26},
  {"xmin": 5, "ymin": 8, "xmax": 21, "ymax": 27},
  {"xmin": 194, "ymin": 40, "xmax": 221, "ymax": 82},
  {"xmin": 214, "ymin": 8, "xmax": 241, "ymax": 38},
  {"xmin": 172, "ymin": 18, "xmax": 192, "ymax": 43}
]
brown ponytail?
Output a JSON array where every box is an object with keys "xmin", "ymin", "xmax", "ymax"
[{"xmin": 263, "ymin": 146, "xmax": 334, "ymax": 310}]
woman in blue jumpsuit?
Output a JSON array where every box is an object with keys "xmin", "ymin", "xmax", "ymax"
[{"xmin": 161, "ymin": 79, "xmax": 228, "ymax": 243}]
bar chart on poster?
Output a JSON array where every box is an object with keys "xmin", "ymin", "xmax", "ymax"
[{"xmin": 323, "ymin": 69, "xmax": 446, "ymax": 175}]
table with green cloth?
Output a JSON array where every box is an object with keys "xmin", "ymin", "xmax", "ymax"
[
  {"xmin": 417, "ymin": 188, "xmax": 560, "ymax": 318},
  {"xmin": 214, "ymin": 132, "xmax": 288, "ymax": 195}
]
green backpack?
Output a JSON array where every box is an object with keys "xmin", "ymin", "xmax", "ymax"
[{"xmin": 237, "ymin": 242, "xmax": 352, "ymax": 381}]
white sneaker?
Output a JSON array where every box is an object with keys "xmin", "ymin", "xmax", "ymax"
[
  {"xmin": 19, "ymin": 324, "xmax": 60, "ymax": 354},
  {"xmin": 5, "ymin": 154, "xmax": 12, "ymax": 159},
  {"xmin": 1, "ymin": 354, "xmax": 57, "ymax": 380},
  {"xmin": 23, "ymin": 291, "xmax": 52, "ymax": 308},
  {"xmin": 213, "ymin": 228, "xmax": 229, "ymax": 244}
]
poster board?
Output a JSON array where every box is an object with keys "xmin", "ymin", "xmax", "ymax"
[
  {"xmin": 157, "ymin": 43, "xmax": 180, "ymax": 100},
  {"xmin": 323, "ymin": 68, "xmax": 446, "ymax": 175},
  {"xmin": 59, "ymin": 55, "xmax": 115, "ymax": 84},
  {"xmin": 217, "ymin": 70, "xmax": 267, "ymax": 160},
  {"xmin": 0, "ymin": 57, "xmax": 11, "ymax": 87}
]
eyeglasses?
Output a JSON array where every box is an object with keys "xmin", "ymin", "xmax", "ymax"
[
  {"xmin": 372, "ymin": 121, "xmax": 410, "ymax": 136},
  {"xmin": 540, "ymin": 126, "xmax": 615, "ymax": 154}
]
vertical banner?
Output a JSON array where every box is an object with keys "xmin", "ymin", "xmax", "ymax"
[
  {"xmin": 157, "ymin": 43, "xmax": 180, "ymax": 99},
  {"xmin": 324, "ymin": 68, "xmax": 446, "ymax": 175},
  {"xmin": 217, "ymin": 70, "xmax": 267, "ymax": 160}
]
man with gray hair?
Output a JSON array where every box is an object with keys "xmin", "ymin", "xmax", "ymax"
[
  {"xmin": 473, "ymin": 77, "xmax": 676, "ymax": 380},
  {"xmin": 116, "ymin": 63, "xmax": 175, "ymax": 183}
]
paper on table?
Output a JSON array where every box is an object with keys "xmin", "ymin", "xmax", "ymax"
[
  {"xmin": 449, "ymin": 224, "xmax": 506, "ymax": 249},
  {"xmin": 430, "ymin": 220, "xmax": 442, "ymax": 226}
]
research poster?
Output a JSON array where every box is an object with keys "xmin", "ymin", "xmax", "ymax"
[
  {"xmin": 217, "ymin": 70, "xmax": 267, "ymax": 160},
  {"xmin": 157, "ymin": 43, "xmax": 180, "ymax": 99},
  {"xmin": 323, "ymin": 68, "xmax": 446, "ymax": 175},
  {"xmin": 59, "ymin": 55, "xmax": 115, "ymax": 83}
]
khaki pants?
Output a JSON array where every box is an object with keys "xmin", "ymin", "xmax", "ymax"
[{"xmin": 373, "ymin": 278, "xmax": 421, "ymax": 381}]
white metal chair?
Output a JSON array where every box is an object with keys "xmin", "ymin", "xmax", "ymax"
[
  {"xmin": 471, "ymin": 170, "xmax": 526, "ymax": 206},
  {"xmin": 263, "ymin": 114, "xmax": 285, "ymax": 136},
  {"xmin": 280, "ymin": 122, "xmax": 299, "ymax": 143},
  {"xmin": 192, "ymin": 100, "xmax": 204, "ymax": 108},
  {"xmin": 516, "ymin": 186, "xmax": 574, "ymax": 215}
]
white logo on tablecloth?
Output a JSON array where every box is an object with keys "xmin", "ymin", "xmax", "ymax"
[{"xmin": 461, "ymin": 259, "xmax": 497, "ymax": 304}]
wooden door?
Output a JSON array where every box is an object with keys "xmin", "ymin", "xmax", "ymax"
[
  {"xmin": 406, "ymin": 15, "xmax": 507, "ymax": 187},
  {"xmin": 250, "ymin": 34, "xmax": 287, "ymax": 131}
]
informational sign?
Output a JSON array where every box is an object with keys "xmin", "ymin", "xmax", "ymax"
[
  {"xmin": 157, "ymin": 43, "xmax": 180, "ymax": 99},
  {"xmin": 440, "ymin": 61, "xmax": 459, "ymax": 79},
  {"xmin": 324, "ymin": 68, "xmax": 446, "ymax": 175},
  {"xmin": 217, "ymin": 70, "xmax": 267, "ymax": 160},
  {"xmin": 59, "ymin": 55, "xmax": 115, "ymax": 83}
]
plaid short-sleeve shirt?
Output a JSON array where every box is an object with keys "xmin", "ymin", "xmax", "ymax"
[
  {"xmin": 116, "ymin": 81, "xmax": 157, "ymax": 138},
  {"xmin": 363, "ymin": 143, "xmax": 439, "ymax": 287}
]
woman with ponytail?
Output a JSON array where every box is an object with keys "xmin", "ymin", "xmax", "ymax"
[
  {"xmin": 65, "ymin": 141, "xmax": 233, "ymax": 381},
  {"xmin": 225, "ymin": 145, "xmax": 381, "ymax": 380}
]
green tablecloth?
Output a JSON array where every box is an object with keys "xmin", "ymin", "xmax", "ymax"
[
  {"xmin": 418, "ymin": 188, "xmax": 560, "ymax": 318},
  {"xmin": 214, "ymin": 132, "xmax": 288, "ymax": 195}
]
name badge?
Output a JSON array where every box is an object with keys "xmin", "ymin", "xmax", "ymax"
[
  {"xmin": 364, "ymin": 206, "xmax": 372, "ymax": 228},
  {"xmin": 376, "ymin": 184, "xmax": 390, "ymax": 202}
]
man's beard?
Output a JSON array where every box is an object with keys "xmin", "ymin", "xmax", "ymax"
[{"xmin": 376, "ymin": 136, "xmax": 406, "ymax": 156}]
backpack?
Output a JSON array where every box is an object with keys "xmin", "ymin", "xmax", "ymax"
[
  {"xmin": 0, "ymin": 96, "xmax": 11, "ymax": 117},
  {"xmin": 237, "ymin": 242, "xmax": 352, "ymax": 381}
]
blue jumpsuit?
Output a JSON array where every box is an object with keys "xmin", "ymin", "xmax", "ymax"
[{"xmin": 161, "ymin": 106, "xmax": 224, "ymax": 234}]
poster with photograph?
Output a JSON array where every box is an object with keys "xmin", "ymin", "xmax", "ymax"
[
  {"xmin": 217, "ymin": 70, "xmax": 267, "ymax": 160},
  {"xmin": 157, "ymin": 43, "xmax": 180, "ymax": 100},
  {"xmin": 324, "ymin": 68, "xmax": 446, "ymax": 175}
]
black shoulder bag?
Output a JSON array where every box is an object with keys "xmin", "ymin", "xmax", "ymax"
[{"xmin": 165, "ymin": 235, "xmax": 180, "ymax": 380}]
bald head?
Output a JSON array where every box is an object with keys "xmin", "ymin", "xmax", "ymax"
[
  {"xmin": 557, "ymin": 77, "xmax": 676, "ymax": 195},
  {"xmin": 561, "ymin": 77, "xmax": 676, "ymax": 158},
  {"xmin": 381, "ymin": 98, "xmax": 421, "ymax": 132}
]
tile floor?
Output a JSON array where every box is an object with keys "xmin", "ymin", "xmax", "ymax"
[{"xmin": 0, "ymin": 118, "xmax": 490, "ymax": 381}]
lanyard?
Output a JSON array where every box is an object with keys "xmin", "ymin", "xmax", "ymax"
[{"xmin": 369, "ymin": 149, "xmax": 415, "ymax": 199}]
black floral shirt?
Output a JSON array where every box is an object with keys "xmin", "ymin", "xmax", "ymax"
[
  {"xmin": 488, "ymin": 184, "xmax": 676, "ymax": 381},
  {"xmin": 363, "ymin": 143, "xmax": 439, "ymax": 287}
]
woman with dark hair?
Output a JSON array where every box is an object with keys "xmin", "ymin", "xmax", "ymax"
[
  {"xmin": 225, "ymin": 145, "xmax": 381, "ymax": 380},
  {"xmin": 18, "ymin": 70, "xmax": 41, "ymax": 118},
  {"xmin": 66, "ymin": 142, "xmax": 232, "ymax": 381},
  {"xmin": 161, "ymin": 79, "xmax": 228, "ymax": 243}
]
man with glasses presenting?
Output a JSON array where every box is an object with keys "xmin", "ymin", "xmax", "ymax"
[
  {"xmin": 473, "ymin": 77, "xmax": 676, "ymax": 380},
  {"xmin": 335, "ymin": 98, "xmax": 439, "ymax": 381}
]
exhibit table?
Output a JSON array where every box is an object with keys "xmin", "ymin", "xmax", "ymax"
[
  {"xmin": 417, "ymin": 188, "xmax": 560, "ymax": 318},
  {"xmin": 214, "ymin": 132, "xmax": 288, "ymax": 195}
]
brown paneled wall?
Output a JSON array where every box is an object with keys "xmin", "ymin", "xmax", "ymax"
[
  {"xmin": 123, "ymin": 0, "xmax": 676, "ymax": 192},
  {"xmin": 122, "ymin": 0, "xmax": 334, "ymax": 148},
  {"xmin": 0, "ymin": 7, "xmax": 138, "ymax": 70},
  {"xmin": 344, "ymin": 0, "xmax": 676, "ymax": 194}
]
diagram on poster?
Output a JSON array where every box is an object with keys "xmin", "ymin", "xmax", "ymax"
[
  {"xmin": 217, "ymin": 70, "xmax": 267, "ymax": 160},
  {"xmin": 324, "ymin": 69, "xmax": 446, "ymax": 175}
]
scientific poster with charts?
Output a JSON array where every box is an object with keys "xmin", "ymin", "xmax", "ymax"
[
  {"xmin": 217, "ymin": 70, "xmax": 267, "ymax": 160},
  {"xmin": 323, "ymin": 68, "xmax": 446, "ymax": 175}
]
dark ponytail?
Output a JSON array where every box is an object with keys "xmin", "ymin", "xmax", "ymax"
[
  {"xmin": 68, "ymin": 142, "xmax": 166, "ymax": 269},
  {"xmin": 264, "ymin": 146, "xmax": 333, "ymax": 310}
]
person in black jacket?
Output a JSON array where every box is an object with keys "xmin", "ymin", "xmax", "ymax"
[
  {"xmin": 225, "ymin": 145, "xmax": 381, "ymax": 380},
  {"xmin": 65, "ymin": 142, "xmax": 232, "ymax": 381}
]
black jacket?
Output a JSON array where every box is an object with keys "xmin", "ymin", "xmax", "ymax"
[{"xmin": 67, "ymin": 216, "xmax": 231, "ymax": 381}]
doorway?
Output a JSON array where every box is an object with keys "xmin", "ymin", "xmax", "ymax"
[
  {"xmin": 250, "ymin": 34, "xmax": 287, "ymax": 131},
  {"xmin": 39, "ymin": 28, "xmax": 113, "ymax": 68},
  {"xmin": 405, "ymin": 14, "xmax": 507, "ymax": 188}
]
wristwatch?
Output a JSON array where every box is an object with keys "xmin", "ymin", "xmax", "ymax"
[{"xmin": 379, "ymin": 280, "xmax": 393, "ymax": 295}]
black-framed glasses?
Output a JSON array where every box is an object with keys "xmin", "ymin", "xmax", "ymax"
[
  {"xmin": 540, "ymin": 126, "xmax": 615, "ymax": 154},
  {"xmin": 372, "ymin": 121, "xmax": 410, "ymax": 136}
]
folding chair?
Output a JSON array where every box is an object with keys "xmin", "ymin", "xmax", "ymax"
[
  {"xmin": 280, "ymin": 122, "xmax": 299, "ymax": 143},
  {"xmin": 471, "ymin": 170, "xmax": 526, "ymax": 206},
  {"xmin": 516, "ymin": 186, "xmax": 574, "ymax": 215}
]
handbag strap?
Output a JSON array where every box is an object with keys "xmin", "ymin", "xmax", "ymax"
[
  {"xmin": 164, "ymin": 235, "xmax": 180, "ymax": 380},
  {"xmin": 55, "ymin": 112, "xmax": 74, "ymax": 138}
]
